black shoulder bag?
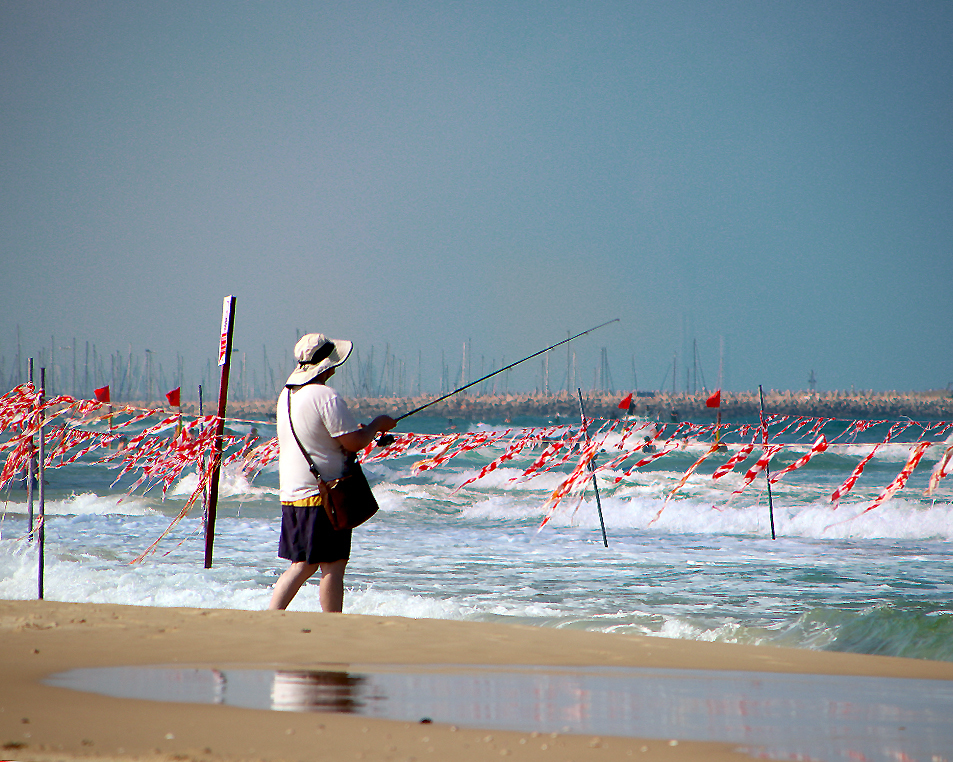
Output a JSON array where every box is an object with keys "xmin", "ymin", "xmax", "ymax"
[{"xmin": 285, "ymin": 389, "xmax": 380, "ymax": 531}]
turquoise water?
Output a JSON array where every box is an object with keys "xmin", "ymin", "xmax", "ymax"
[{"xmin": 2, "ymin": 411, "xmax": 953, "ymax": 662}]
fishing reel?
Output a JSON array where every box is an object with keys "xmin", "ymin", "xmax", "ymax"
[{"xmin": 376, "ymin": 433, "xmax": 396, "ymax": 448}]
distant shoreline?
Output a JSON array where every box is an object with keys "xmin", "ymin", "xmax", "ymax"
[{"xmin": 168, "ymin": 389, "xmax": 953, "ymax": 421}]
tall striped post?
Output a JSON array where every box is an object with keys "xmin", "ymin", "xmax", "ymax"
[{"xmin": 204, "ymin": 296, "xmax": 236, "ymax": 568}]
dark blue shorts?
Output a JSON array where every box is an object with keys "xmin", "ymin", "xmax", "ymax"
[{"xmin": 278, "ymin": 503, "xmax": 351, "ymax": 564}]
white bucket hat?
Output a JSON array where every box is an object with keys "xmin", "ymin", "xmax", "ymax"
[{"xmin": 285, "ymin": 333, "xmax": 353, "ymax": 387}]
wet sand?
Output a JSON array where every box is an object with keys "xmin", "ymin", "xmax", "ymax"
[{"xmin": 3, "ymin": 600, "xmax": 953, "ymax": 762}]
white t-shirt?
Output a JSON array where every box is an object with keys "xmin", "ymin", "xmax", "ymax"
[{"xmin": 277, "ymin": 383, "xmax": 361, "ymax": 502}]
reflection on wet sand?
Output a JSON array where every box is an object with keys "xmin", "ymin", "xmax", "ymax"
[
  {"xmin": 271, "ymin": 670, "xmax": 368, "ymax": 713},
  {"xmin": 45, "ymin": 664, "xmax": 953, "ymax": 762}
]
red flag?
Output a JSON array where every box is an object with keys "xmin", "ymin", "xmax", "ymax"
[
  {"xmin": 165, "ymin": 387, "xmax": 181, "ymax": 407},
  {"xmin": 618, "ymin": 393, "xmax": 633, "ymax": 410},
  {"xmin": 94, "ymin": 386, "xmax": 110, "ymax": 404},
  {"xmin": 706, "ymin": 390, "xmax": 721, "ymax": 408}
]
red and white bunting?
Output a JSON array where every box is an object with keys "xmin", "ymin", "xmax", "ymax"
[
  {"xmin": 731, "ymin": 445, "xmax": 784, "ymax": 496},
  {"xmin": 666, "ymin": 442, "xmax": 723, "ymax": 501},
  {"xmin": 769, "ymin": 436, "xmax": 829, "ymax": 484},
  {"xmin": 0, "ymin": 383, "xmax": 36, "ymax": 427},
  {"xmin": 926, "ymin": 444, "xmax": 953, "ymax": 495},
  {"xmin": 237, "ymin": 435, "xmax": 281, "ymax": 479},
  {"xmin": 610, "ymin": 441, "xmax": 679, "ymax": 484},
  {"xmin": 2, "ymin": 387, "xmax": 953, "ymax": 550},
  {"xmin": 410, "ymin": 430, "xmax": 515, "ymax": 475},
  {"xmin": 0, "ymin": 433, "xmax": 35, "ymax": 489},
  {"xmin": 512, "ymin": 437, "xmax": 571, "ymax": 482},
  {"xmin": 828, "ymin": 421, "xmax": 907, "ymax": 506},
  {"xmin": 411, "ymin": 434, "xmax": 463, "ymax": 475},
  {"xmin": 830, "ymin": 445, "xmax": 882, "ymax": 506},
  {"xmin": 453, "ymin": 430, "xmax": 541, "ymax": 493},
  {"xmin": 535, "ymin": 424, "xmax": 621, "ymax": 527},
  {"xmin": 861, "ymin": 441, "xmax": 932, "ymax": 514},
  {"xmin": 362, "ymin": 432, "xmax": 435, "ymax": 462},
  {"xmin": 711, "ymin": 442, "xmax": 755, "ymax": 480},
  {"xmin": 614, "ymin": 421, "xmax": 656, "ymax": 451},
  {"xmin": 651, "ymin": 442, "xmax": 724, "ymax": 524},
  {"xmin": 772, "ymin": 416, "xmax": 802, "ymax": 437},
  {"xmin": 513, "ymin": 427, "xmax": 590, "ymax": 482},
  {"xmin": 538, "ymin": 439, "xmax": 602, "ymax": 529},
  {"xmin": 835, "ymin": 419, "xmax": 884, "ymax": 443}
]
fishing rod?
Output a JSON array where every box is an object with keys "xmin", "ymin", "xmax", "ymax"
[{"xmin": 385, "ymin": 318, "xmax": 620, "ymax": 427}]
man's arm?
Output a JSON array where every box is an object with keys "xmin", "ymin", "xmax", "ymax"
[{"xmin": 335, "ymin": 415, "xmax": 397, "ymax": 453}]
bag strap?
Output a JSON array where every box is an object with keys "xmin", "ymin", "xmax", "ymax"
[{"xmin": 286, "ymin": 388, "xmax": 326, "ymax": 485}]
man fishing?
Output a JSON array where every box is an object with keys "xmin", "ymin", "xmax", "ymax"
[
  {"xmin": 268, "ymin": 320, "xmax": 617, "ymax": 611},
  {"xmin": 268, "ymin": 333, "xmax": 396, "ymax": 612}
]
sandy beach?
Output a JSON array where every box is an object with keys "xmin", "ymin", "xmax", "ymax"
[{"xmin": 3, "ymin": 600, "xmax": 953, "ymax": 762}]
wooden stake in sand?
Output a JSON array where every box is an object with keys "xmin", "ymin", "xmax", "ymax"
[{"xmin": 204, "ymin": 296, "xmax": 236, "ymax": 568}]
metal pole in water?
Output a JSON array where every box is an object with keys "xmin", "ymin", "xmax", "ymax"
[
  {"xmin": 759, "ymin": 385, "xmax": 777, "ymax": 540},
  {"xmin": 37, "ymin": 367, "xmax": 46, "ymax": 599},
  {"xmin": 27, "ymin": 359, "xmax": 35, "ymax": 541},
  {"xmin": 199, "ymin": 384, "xmax": 208, "ymax": 516},
  {"xmin": 577, "ymin": 388, "xmax": 609, "ymax": 548}
]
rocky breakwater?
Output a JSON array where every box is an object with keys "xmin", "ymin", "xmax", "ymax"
[
  {"xmin": 343, "ymin": 389, "xmax": 953, "ymax": 423},
  {"xmin": 180, "ymin": 389, "xmax": 953, "ymax": 422}
]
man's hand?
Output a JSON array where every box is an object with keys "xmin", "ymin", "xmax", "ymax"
[
  {"xmin": 336, "ymin": 415, "xmax": 397, "ymax": 453},
  {"xmin": 369, "ymin": 415, "xmax": 397, "ymax": 433}
]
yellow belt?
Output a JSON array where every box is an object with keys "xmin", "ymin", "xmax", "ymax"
[{"xmin": 283, "ymin": 494, "xmax": 325, "ymax": 508}]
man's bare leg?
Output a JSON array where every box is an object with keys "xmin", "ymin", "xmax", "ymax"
[
  {"xmin": 268, "ymin": 561, "xmax": 319, "ymax": 610},
  {"xmin": 318, "ymin": 559, "xmax": 348, "ymax": 613}
]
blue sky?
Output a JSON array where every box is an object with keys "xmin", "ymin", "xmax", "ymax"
[{"xmin": 2, "ymin": 1, "xmax": 951, "ymax": 398}]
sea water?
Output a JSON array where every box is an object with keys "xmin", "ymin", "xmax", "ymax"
[{"xmin": 2, "ymin": 414, "xmax": 953, "ymax": 663}]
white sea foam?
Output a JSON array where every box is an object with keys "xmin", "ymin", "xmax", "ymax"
[
  {"xmin": 451, "ymin": 466, "xmax": 577, "ymax": 493},
  {"xmin": 345, "ymin": 585, "xmax": 483, "ymax": 619},
  {"xmin": 837, "ymin": 442, "xmax": 944, "ymax": 462},
  {"xmin": 0, "ymin": 536, "xmax": 272, "ymax": 610},
  {"xmin": 170, "ymin": 465, "xmax": 277, "ymax": 499},
  {"xmin": 528, "ymin": 491, "xmax": 953, "ymax": 541},
  {"xmin": 459, "ymin": 496, "xmax": 548, "ymax": 522},
  {"xmin": 0, "ymin": 491, "xmax": 157, "ymax": 517}
]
